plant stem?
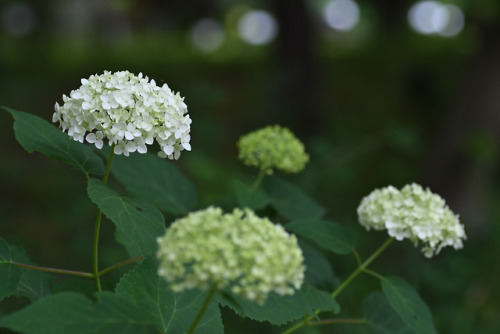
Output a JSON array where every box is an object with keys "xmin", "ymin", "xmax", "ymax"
[
  {"xmin": 13, "ymin": 255, "xmax": 142, "ymax": 280},
  {"xmin": 92, "ymin": 209, "xmax": 103, "ymax": 291},
  {"xmin": 352, "ymin": 249, "xmax": 362, "ymax": 266},
  {"xmin": 98, "ymin": 256, "xmax": 143, "ymax": 277},
  {"xmin": 281, "ymin": 237, "xmax": 394, "ymax": 334},
  {"xmin": 281, "ymin": 318, "xmax": 311, "ymax": 334},
  {"xmin": 186, "ymin": 286, "xmax": 217, "ymax": 334},
  {"xmin": 252, "ymin": 169, "xmax": 267, "ymax": 188},
  {"xmin": 362, "ymin": 268, "xmax": 384, "ymax": 280},
  {"xmin": 12, "ymin": 262, "xmax": 93, "ymax": 278},
  {"xmin": 331, "ymin": 237, "xmax": 394, "ymax": 298},
  {"xmin": 102, "ymin": 147, "xmax": 115, "ymax": 184},
  {"xmin": 92, "ymin": 147, "xmax": 115, "ymax": 291}
]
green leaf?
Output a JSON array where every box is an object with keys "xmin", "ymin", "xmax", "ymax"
[
  {"xmin": 299, "ymin": 240, "xmax": 339, "ymax": 291},
  {"xmin": 110, "ymin": 153, "xmax": 197, "ymax": 216},
  {"xmin": 286, "ymin": 219, "xmax": 355, "ymax": 255},
  {"xmin": 3, "ymin": 107, "xmax": 104, "ymax": 175},
  {"xmin": 363, "ymin": 292, "xmax": 413, "ymax": 334},
  {"xmin": 381, "ymin": 276, "xmax": 437, "ymax": 334},
  {"xmin": 0, "ymin": 292, "xmax": 157, "ymax": 334},
  {"xmin": 87, "ymin": 179, "xmax": 166, "ymax": 257},
  {"xmin": 221, "ymin": 283, "xmax": 339, "ymax": 325},
  {"xmin": 233, "ymin": 179, "xmax": 269, "ymax": 210},
  {"xmin": 0, "ymin": 237, "xmax": 22, "ymax": 302},
  {"xmin": 115, "ymin": 257, "xmax": 223, "ymax": 334},
  {"xmin": 262, "ymin": 176, "xmax": 326, "ymax": 220},
  {"xmin": 10, "ymin": 246, "xmax": 52, "ymax": 301}
]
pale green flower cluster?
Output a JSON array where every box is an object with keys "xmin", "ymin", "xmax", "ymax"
[
  {"xmin": 237, "ymin": 125, "xmax": 309, "ymax": 175},
  {"xmin": 357, "ymin": 183, "xmax": 466, "ymax": 258},
  {"xmin": 156, "ymin": 207, "xmax": 305, "ymax": 304},
  {"xmin": 53, "ymin": 70, "xmax": 191, "ymax": 159}
]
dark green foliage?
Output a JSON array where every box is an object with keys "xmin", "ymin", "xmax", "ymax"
[
  {"xmin": 10, "ymin": 246, "xmax": 53, "ymax": 301},
  {"xmin": 233, "ymin": 179, "xmax": 270, "ymax": 210},
  {"xmin": 381, "ymin": 276, "xmax": 437, "ymax": 334},
  {"xmin": 0, "ymin": 238, "xmax": 22, "ymax": 303},
  {"xmin": 0, "ymin": 238, "xmax": 52, "ymax": 303},
  {"xmin": 115, "ymin": 257, "xmax": 223, "ymax": 334},
  {"xmin": 87, "ymin": 179, "xmax": 165, "ymax": 258},
  {"xmin": 286, "ymin": 219, "xmax": 355, "ymax": 255},
  {"xmin": 299, "ymin": 239, "xmax": 339, "ymax": 291},
  {"xmin": 3, "ymin": 107, "xmax": 104, "ymax": 176},
  {"xmin": 0, "ymin": 292, "xmax": 158, "ymax": 334},
  {"xmin": 363, "ymin": 292, "xmax": 413, "ymax": 334},
  {"xmin": 110, "ymin": 152, "xmax": 197, "ymax": 216},
  {"xmin": 262, "ymin": 176, "xmax": 326, "ymax": 220},
  {"xmin": 220, "ymin": 283, "xmax": 340, "ymax": 325}
]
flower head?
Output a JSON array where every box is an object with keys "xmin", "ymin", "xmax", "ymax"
[
  {"xmin": 357, "ymin": 183, "xmax": 466, "ymax": 258},
  {"xmin": 52, "ymin": 70, "xmax": 191, "ymax": 159},
  {"xmin": 157, "ymin": 207, "xmax": 305, "ymax": 303},
  {"xmin": 237, "ymin": 125, "xmax": 309, "ymax": 175}
]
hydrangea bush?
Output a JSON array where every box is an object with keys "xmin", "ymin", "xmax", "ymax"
[{"xmin": 0, "ymin": 70, "xmax": 466, "ymax": 334}]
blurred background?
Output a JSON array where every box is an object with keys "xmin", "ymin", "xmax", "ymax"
[{"xmin": 1, "ymin": 0, "xmax": 499, "ymax": 333}]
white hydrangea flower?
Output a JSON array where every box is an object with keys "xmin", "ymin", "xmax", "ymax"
[
  {"xmin": 52, "ymin": 70, "xmax": 192, "ymax": 159},
  {"xmin": 357, "ymin": 183, "xmax": 466, "ymax": 258},
  {"xmin": 157, "ymin": 207, "xmax": 305, "ymax": 304}
]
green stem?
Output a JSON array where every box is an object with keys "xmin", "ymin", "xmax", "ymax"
[
  {"xmin": 98, "ymin": 256, "xmax": 143, "ymax": 277},
  {"xmin": 13, "ymin": 255, "xmax": 142, "ymax": 280},
  {"xmin": 281, "ymin": 318, "xmax": 311, "ymax": 334},
  {"xmin": 92, "ymin": 209, "xmax": 103, "ymax": 291},
  {"xmin": 13, "ymin": 262, "xmax": 93, "ymax": 278},
  {"xmin": 186, "ymin": 286, "xmax": 217, "ymax": 334},
  {"xmin": 352, "ymin": 249, "xmax": 362, "ymax": 266},
  {"xmin": 281, "ymin": 237, "xmax": 394, "ymax": 334},
  {"xmin": 331, "ymin": 237, "xmax": 394, "ymax": 298},
  {"xmin": 362, "ymin": 268, "xmax": 384, "ymax": 280},
  {"xmin": 252, "ymin": 169, "xmax": 267, "ymax": 188},
  {"xmin": 102, "ymin": 147, "xmax": 115, "ymax": 184},
  {"xmin": 92, "ymin": 147, "xmax": 115, "ymax": 291}
]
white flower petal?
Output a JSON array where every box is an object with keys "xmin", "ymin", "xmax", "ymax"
[
  {"xmin": 163, "ymin": 145, "xmax": 174, "ymax": 156},
  {"xmin": 86, "ymin": 133, "xmax": 97, "ymax": 143}
]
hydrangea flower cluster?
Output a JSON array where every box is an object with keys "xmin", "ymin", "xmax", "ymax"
[
  {"xmin": 52, "ymin": 70, "xmax": 191, "ymax": 159},
  {"xmin": 357, "ymin": 183, "xmax": 466, "ymax": 258},
  {"xmin": 237, "ymin": 125, "xmax": 309, "ymax": 175},
  {"xmin": 157, "ymin": 207, "xmax": 305, "ymax": 304}
]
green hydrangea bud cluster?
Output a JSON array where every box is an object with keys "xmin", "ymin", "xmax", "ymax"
[
  {"xmin": 156, "ymin": 207, "xmax": 305, "ymax": 304},
  {"xmin": 357, "ymin": 183, "xmax": 466, "ymax": 258},
  {"xmin": 53, "ymin": 70, "xmax": 191, "ymax": 159},
  {"xmin": 237, "ymin": 125, "xmax": 309, "ymax": 175}
]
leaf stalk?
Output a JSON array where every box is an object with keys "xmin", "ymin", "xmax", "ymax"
[
  {"xmin": 281, "ymin": 237, "xmax": 394, "ymax": 334},
  {"xmin": 92, "ymin": 147, "xmax": 115, "ymax": 291},
  {"xmin": 186, "ymin": 286, "xmax": 217, "ymax": 334}
]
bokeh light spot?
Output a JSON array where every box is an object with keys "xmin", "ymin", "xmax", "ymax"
[
  {"xmin": 237, "ymin": 10, "xmax": 278, "ymax": 45},
  {"xmin": 439, "ymin": 5, "xmax": 464, "ymax": 37},
  {"xmin": 408, "ymin": 1, "xmax": 464, "ymax": 37},
  {"xmin": 324, "ymin": 0, "xmax": 360, "ymax": 32},
  {"xmin": 190, "ymin": 18, "xmax": 225, "ymax": 53}
]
